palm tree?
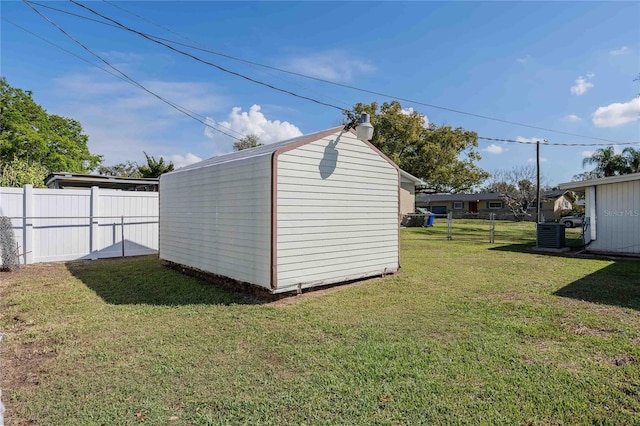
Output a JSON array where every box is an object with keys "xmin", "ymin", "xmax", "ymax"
[
  {"xmin": 622, "ymin": 147, "xmax": 640, "ymax": 174},
  {"xmin": 138, "ymin": 152, "xmax": 174, "ymax": 178},
  {"xmin": 581, "ymin": 147, "xmax": 627, "ymax": 177}
]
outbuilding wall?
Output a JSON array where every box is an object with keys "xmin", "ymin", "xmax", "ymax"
[
  {"xmin": 590, "ymin": 180, "xmax": 640, "ymax": 254},
  {"xmin": 159, "ymin": 154, "xmax": 272, "ymax": 286},
  {"xmin": 275, "ymin": 132, "xmax": 399, "ymax": 292}
]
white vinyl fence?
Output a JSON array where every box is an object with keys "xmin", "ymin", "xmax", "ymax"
[{"xmin": 0, "ymin": 185, "xmax": 159, "ymax": 264}]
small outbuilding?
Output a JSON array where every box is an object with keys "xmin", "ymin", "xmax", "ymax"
[
  {"xmin": 159, "ymin": 127, "xmax": 400, "ymax": 293},
  {"xmin": 559, "ymin": 173, "xmax": 640, "ymax": 256}
]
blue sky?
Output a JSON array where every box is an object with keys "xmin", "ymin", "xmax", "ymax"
[{"xmin": 2, "ymin": 1, "xmax": 639, "ymax": 186}]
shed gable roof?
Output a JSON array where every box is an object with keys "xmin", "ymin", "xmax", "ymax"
[{"xmin": 166, "ymin": 126, "xmax": 349, "ymax": 175}]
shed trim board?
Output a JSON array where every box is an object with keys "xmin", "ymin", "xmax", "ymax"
[{"xmin": 160, "ymin": 126, "xmax": 400, "ymax": 293}]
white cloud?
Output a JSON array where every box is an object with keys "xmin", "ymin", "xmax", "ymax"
[
  {"xmin": 166, "ymin": 153, "xmax": 203, "ymax": 169},
  {"xmin": 285, "ymin": 50, "xmax": 375, "ymax": 82},
  {"xmin": 400, "ymin": 107, "xmax": 429, "ymax": 127},
  {"xmin": 516, "ymin": 136, "xmax": 546, "ymax": 144},
  {"xmin": 484, "ymin": 144, "xmax": 504, "ymax": 154},
  {"xmin": 581, "ymin": 150, "xmax": 594, "ymax": 158},
  {"xmin": 563, "ymin": 114, "xmax": 581, "ymax": 122},
  {"xmin": 610, "ymin": 46, "xmax": 629, "ymax": 56},
  {"xmin": 204, "ymin": 105, "xmax": 303, "ymax": 152},
  {"xmin": 570, "ymin": 74, "xmax": 594, "ymax": 96},
  {"xmin": 516, "ymin": 55, "xmax": 531, "ymax": 63},
  {"xmin": 527, "ymin": 157, "xmax": 548, "ymax": 163},
  {"xmin": 592, "ymin": 98, "xmax": 640, "ymax": 128},
  {"xmin": 50, "ymin": 70, "xmax": 227, "ymax": 167}
]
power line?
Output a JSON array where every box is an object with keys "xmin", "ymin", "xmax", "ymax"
[
  {"xmin": 18, "ymin": 2, "xmax": 640, "ymax": 149},
  {"xmin": 22, "ymin": 1, "xmax": 243, "ymax": 141},
  {"xmin": 47, "ymin": 0, "xmax": 638, "ymax": 145},
  {"xmin": 478, "ymin": 136, "xmax": 640, "ymax": 147},
  {"xmin": 66, "ymin": 0, "xmax": 346, "ymax": 113},
  {"xmin": 28, "ymin": 0, "xmax": 354, "ymax": 110}
]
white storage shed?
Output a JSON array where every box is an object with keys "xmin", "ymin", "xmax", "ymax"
[
  {"xmin": 559, "ymin": 173, "xmax": 640, "ymax": 256},
  {"xmin": 159, "ymin": 127, "xmax": 400, "ymax": 293}
]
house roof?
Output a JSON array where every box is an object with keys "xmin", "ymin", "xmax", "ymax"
[
  {"xmin": 44, "ymin": 173, "xmax": 159, "ymax": 191},
  {"xmin": 416, "ymin": 190, "xmax": 573, "ymax": 204},
  {"xmin": 559, "ymin": 172, "xmax": 640, "ymax": 191},
  {"xmin": 400, "ymin": 170, "xmax": 425, "ymax": 185},
  {"xmin": 168, "ymin": 127, "xmax": 346, "ymax": 175},
  {"xmin": 416, "ymin": 193, "xmax": 503, "ymax": 203}
]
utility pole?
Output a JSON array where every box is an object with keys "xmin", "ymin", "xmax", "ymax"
[{"xmin": 536, "ymin": 141, "xmax": 541, "ymax": 224}]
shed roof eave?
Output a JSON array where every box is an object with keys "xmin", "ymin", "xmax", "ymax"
[{"xmin": 559, "ymin": 172, "xmax": 640, "ymax": 191}]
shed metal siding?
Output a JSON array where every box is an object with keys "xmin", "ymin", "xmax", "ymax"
[
  {"xmin": 591, "ymin": 180, "xmax": 640, "ymax": 254},
  {"xmin": 159, "ymin": 154, "xmax": 272, "ymax": 287},
  {"xmin": 275, "ymin": 132, "xmax": 399, "ymax": 291}
]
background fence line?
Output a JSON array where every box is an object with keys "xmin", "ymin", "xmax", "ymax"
[{"xmin": 0, "ymin": 185, "xmax": 159, "ymax": 265}]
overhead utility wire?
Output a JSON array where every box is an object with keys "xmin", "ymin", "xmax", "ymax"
[
  {"xmin": 1, "ymin": 16, "xmax": 130, "ymax": 86},
  {"xmin": 21, "ymin": 2, "xmax": 640, "ymax": 148},
  {"xmin": 41, "ymin": 1, "xmax": 640, "ymax": 146},
  {"xmin": 23, "ymin": 1, "xmax": 243, "ymax": 141},
  {"xmin": 63, "ymin": 0, "xmax": 636, "ymax": 145},
  {"xmin": 477, "ymin": 136, "xmax": 640, "ymax": 147},
  {"xmin": 29, "ymin": 0, "xmax": 353, "ymax": 110},
  {"xmin": 67, "ymin": 0, "xmax": 346, "ymax": 113}
]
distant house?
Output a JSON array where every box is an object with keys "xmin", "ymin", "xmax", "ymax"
[
  {"xmin": 415, "ymin": 190, "xmax": 575, "ymax": 221},
  {"xmin": 559, "ymin": 173, "xmax": 640, "ymax": 256},
  {"xmin": 399, "ymin": 170, "xmax": 425, "ymax": 216},
  {"xmin": 45, "ymin": 173, "xmax": 159, "ymax": 191}
]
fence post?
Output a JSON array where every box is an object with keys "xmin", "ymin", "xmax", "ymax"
[
  {"xmin": 23, "ymin": 184, "xmax": 34, "ymax": 264},
  {"xmin": 489, "ymin": 213, "xmax": 495, "ymax": 243},
  {"xmin": 121, "ymin": 215, "xmax": 125, "ymax": 257},
  {"xmin": 90, "ymin": 186, "xmax": 99, "ymax": 260},
  {"xmin": 447, "ymin": 212, "xmax": 453, "ymax": 241}
]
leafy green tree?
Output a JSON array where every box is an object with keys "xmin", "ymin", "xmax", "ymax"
[
  {"xmin": 344, "ymin": 101, "xmax": 489, "ymax": 193},
  {"xmin": 581, "ymin": 147, "xmax": 627, "ymax": 177},
  {"xmin": 233, "ymin": 134, "xmax": 263, "ymax": 151},
  {"xmin": 138, "ymin": 152, "xmax": 174, "ymax": 178},
  {"xmin": 0, "ymin": 77, "xmax": 102, "ymax": 173},
  {"xmin": 622, "ymin": 147, "xmax": 640, "ymax": 173},
  {"xmin": 97, "ymin": 161, "xmax": 142, "ymax": 178},
  {"xmin": 0, "ymin": 157, "xmax": 48, "ymax": 188}
]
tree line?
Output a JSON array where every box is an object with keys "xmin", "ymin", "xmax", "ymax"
[
  {"xmin": 1, "ymin": 78, "xmax": 174, "ymax": 187},
  {"xmin": 2, "ymin": 77, "xmax": 637, "ymax": 192}
]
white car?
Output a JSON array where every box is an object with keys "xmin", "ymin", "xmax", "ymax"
[{"xmin": 560, "ymin": 213, "xmax": 584, "ymax": 228}]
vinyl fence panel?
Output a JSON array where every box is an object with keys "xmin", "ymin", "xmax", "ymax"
[{"xmin": 0, "ymin": 185, "xmax": 158, "ymax": 264}]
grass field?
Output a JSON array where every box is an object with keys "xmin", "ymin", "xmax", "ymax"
[{"xmin": 1, "ymin": 221, "xmax": 639, "ymax": 425}]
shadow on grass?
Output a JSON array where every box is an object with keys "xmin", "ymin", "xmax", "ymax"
[
  {"xmin": 66, "ymin": 256, "xmax": 253, "ymax": 306},
  {"xmin": 554, "ymin": 261, "xmax": 640, "ymax": 311}
]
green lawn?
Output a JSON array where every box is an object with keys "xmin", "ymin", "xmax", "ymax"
[{"xmin": 1, "ymin": 222, "xmax": 639, "ymax": 425}]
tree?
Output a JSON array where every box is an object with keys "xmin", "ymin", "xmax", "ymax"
[
  {"xmin": 622, "ymin": 147, "xmax": 640, "ymax": 174},
  {"xmin": 344, "ymin": 101, "xmax": 489, "ymax": 193},
  {"xmin": 97, "ymin": 161, "xmax": 142, "ymax": 178},
  {"xmin": 137, "ymin": 152, "xmax": 174, "ymax": 178},
  {"xmin": 233, "ymin": 134, "xmax": 263, "ymax": 151},
  {"xmin": 483, "ymin": 165, "xmax": 542, "ymax": 220},
  {"xmin": 572, "ymin": 170, "xmax": 603, "ymax": 181},
  {"xmin": 0, "ymin": 77, "xmax": 102, "ymax": 173},
  {"xmin": 0, "ymin": 157, "xmax": 48, "ymax": 188},
  {"xmin": 581, "ymin": 147, "xmax": 627, "ymax": 177}
]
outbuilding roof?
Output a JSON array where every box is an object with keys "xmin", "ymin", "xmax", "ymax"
[
  {"xmin": 559, "ymin": 172, "xmax": 640, "ymax": 191},
  {"xmin": 169, "ymin": 127, "xmax": 348, "ymax": 175}
]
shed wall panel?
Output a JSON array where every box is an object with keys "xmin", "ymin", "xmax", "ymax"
[
  {"xmin": 591, "ymin": 180, "xmax": 640, "ymax": 254},
  {"xmin": 276, "ymin": 132, "xmax": 399, "ymax": 291},
  {"xmin": 159, "ymin": 154, "xmax": 272, "ymax": 287}
]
